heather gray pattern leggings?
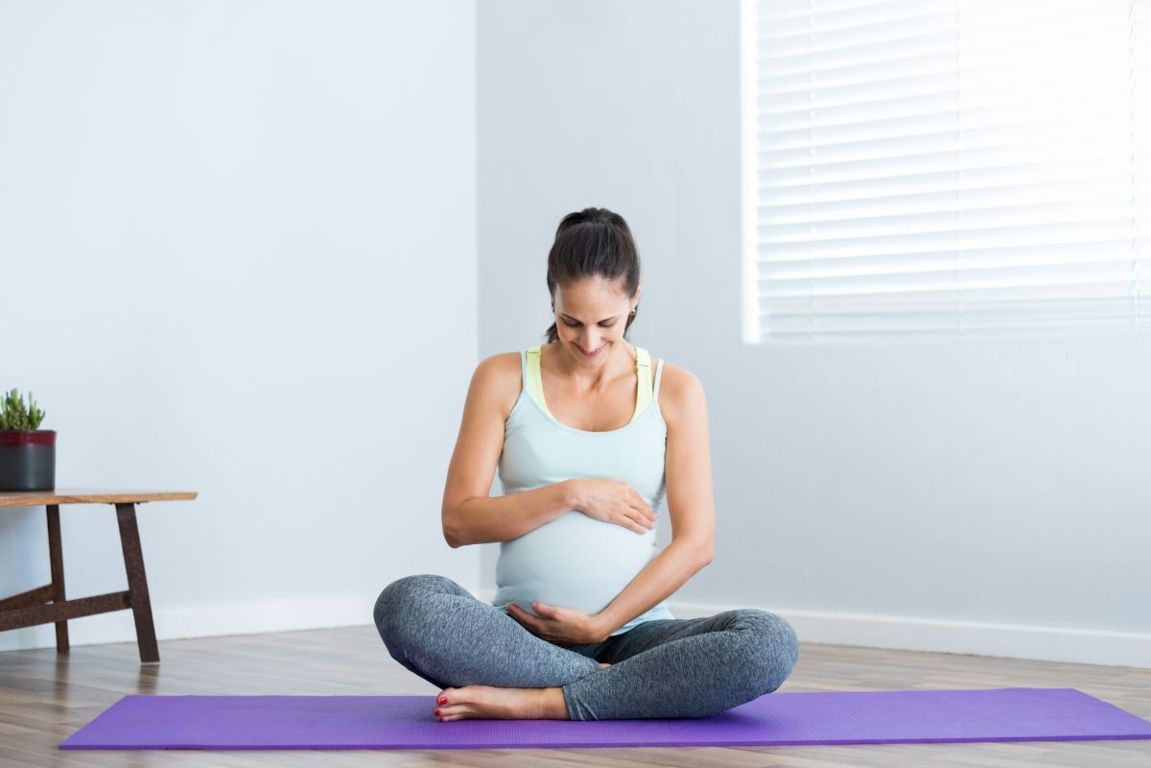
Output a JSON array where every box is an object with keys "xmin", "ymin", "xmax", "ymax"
[{"xmin": 373, "ymin": 574, "xmax": 800, "ymax": 720}]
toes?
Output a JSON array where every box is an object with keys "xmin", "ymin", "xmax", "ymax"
[
  {"xmin": 434, "ymin": 687, "xmax": 479, "ymax": 722},
  {"xmin": 436, "ymin": 703, "xmax": 470, "ymax": 722}
]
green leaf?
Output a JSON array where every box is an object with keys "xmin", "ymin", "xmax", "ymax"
[{"xmin": 0, "ymin": 389, "xmax": 47, "ymax": 430}]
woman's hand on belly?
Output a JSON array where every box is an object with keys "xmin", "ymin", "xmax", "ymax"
[
  {"xmin": 568, "ymin": 478, "xmax": 657, "ymax": 534},
  {"xmin": 506, "ymin": 601, "xmax": 610, "ymax": 645}
]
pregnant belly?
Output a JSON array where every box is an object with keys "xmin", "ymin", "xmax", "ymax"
[{"xmin": 494, "ymin": 511, "xmax": 658, "ymax": 616}]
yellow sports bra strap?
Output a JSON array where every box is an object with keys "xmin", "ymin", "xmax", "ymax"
[
  {"xmin": 633, "ymin": 347, "xmax": 652, "ymax": 420},
  {"xmin": 525, "ymin": 346, "xmax": 555, "ymax": 419}
]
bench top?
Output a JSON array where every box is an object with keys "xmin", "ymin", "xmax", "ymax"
[{"xmin": 0, "ymin": 490, "xmax": 197, "ymax": 507}]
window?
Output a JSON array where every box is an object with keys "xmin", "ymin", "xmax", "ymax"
[{"xmin": 742, "ymin": 0, "xmax": 1150, "ymax": 342}]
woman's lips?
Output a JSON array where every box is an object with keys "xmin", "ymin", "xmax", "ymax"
[{"xmin": 577, "ymin": 344, "xmax": 605, "ymax": 357}]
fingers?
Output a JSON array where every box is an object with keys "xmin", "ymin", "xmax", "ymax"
[
  {"xmin": 531, "ymin": 601, "xmax": 560, "ymax": 619},
  {"xmin": 508, "ymin": 603, "xmax": 565, "ymax": 643},
  {"xmin": 607, "ymin": 485, "xmax": 652, "ymax": 534},
  {"xmin": 506, "ymin": 603, "xmax": 539, "ymax": 630},
  {"xmin": 624, "ymin": 494, "xmax": 656, "ymax": 534},
  {"xmin": 629, "ymin": 488, "xmax": 656, "ymax": 524},
  {"xmin": 617, "ymin": 510, "xmax": 650, "ymax": 535},
  {"xmin": 584, "ymin": 480, "xmax": 657, "ymax": 534},
  {"xmin": 615, "ymin": 508, "xmax": 654, "ymax": 534}
]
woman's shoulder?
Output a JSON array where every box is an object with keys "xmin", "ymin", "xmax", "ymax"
[
  {"xmin": 652, "ymin": 356, "xmax": 707, "ymax": 426},
  {"xmin": 472, "ymin": 351, "xmax": 524, "ymax": 390},
  {"xmin": 650, "ymin": 355, "xmax": 704, "ymax": 396},
  {"xmin": 475, "ymin": 350, "xmax": 523, "ymax": 376},
  {"xmin": 469, "ymin": 351, "xmax": 525, "ymax": 417}
]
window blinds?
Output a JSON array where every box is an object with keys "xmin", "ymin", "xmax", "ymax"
[{"xmin": 743, "ymin": 0, "xmax": 1151, "ymax": 341}]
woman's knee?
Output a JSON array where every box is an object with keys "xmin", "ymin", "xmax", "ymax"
[
  {"xmin": 373, "ymin": 574, "xmax": 460, "ymax": 641},
  {"xmin": 731, "ymin": 609, "xmax": 800, "ymax": 695}
]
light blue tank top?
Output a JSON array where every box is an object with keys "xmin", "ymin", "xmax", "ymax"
[{"xmin": 494, "ymin": 344, "xmax": 675, "ymax": 635}]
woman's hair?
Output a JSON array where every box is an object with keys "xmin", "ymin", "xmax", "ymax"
[{"xmin": 544, "ymin": 207, "xmax": 641, "ymax": 344}]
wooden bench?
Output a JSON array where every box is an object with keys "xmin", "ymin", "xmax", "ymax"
[{"xmin": 0, "ymin": 490, "xmax": 196, "ymax": 663}]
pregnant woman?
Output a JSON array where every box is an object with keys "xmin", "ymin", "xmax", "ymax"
[{"xmin": 374, "ymin": 207, "xmax": 799, "ymax": 721}]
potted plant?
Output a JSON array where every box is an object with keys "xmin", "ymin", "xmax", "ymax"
[{"xmin": 0, "ymin": 389, "xmax": 55, "ymax": 491}]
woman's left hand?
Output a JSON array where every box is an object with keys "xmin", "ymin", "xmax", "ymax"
[{"xmin": 506, "ymin": 601, "xmax": 611, "ymax": 645}]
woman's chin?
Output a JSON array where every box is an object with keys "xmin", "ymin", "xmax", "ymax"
[{"xmin": 573, "ymin": 342, "xmax": 609, "ymax": 360}]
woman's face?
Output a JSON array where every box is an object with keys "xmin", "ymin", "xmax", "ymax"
[{"xmin": 551, "ymin": 276, "xmax": 639, "ymax": 366}]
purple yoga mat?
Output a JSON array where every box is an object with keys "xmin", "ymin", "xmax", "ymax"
[{"xmin": 60, "ymin": 688, "xmax": 1151, "ymax": 751}]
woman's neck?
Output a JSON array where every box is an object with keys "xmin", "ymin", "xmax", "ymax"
[{"xmin": 545, "ymin": 341, "xmax": 636, "ymax": 392}]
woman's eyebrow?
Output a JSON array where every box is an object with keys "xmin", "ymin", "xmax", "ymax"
[{"xmin": 560, "ymin": 313, "xmax": 620, "ymax": 324}]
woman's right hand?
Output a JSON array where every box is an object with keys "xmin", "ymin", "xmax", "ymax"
[{"xmin": 567, "ymin": 478, "xmax": 657, "ymax": 534}]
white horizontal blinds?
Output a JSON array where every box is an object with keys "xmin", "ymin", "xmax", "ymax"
[{"xmin": 749, "ymin": 0, "xmax": 1151, "ymax": 340}]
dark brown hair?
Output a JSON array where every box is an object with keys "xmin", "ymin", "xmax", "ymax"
[{"xmin": 545, "ymin": 207, "xmax": 641, "ymax": 343}]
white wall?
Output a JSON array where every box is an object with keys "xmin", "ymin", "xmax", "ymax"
[
  {"xmin": 0, "ymin": 0, "xmax": 479, "ymax": 650},
  {"xmin": 3, "ymin": 0, "xmax": 1147, "ymax": 669},
  {"xmin": 476, "ymin": 0, "xmax": 1151, "ymax": 666}
]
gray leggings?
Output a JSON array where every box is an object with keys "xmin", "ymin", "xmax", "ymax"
[{"xmin": 373, "ymin": 574, "xmax": 799, "ymax": 720}]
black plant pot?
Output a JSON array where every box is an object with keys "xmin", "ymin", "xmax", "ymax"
[{"xmin": 0, "ymin": 430, "xmax": 56, "ymax": 491}]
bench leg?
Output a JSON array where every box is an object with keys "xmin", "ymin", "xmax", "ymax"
[
  {"xmin": 115, "ymin": 503, "xmax": 160, "ymax": 664},
  {"xmin": 46, "ymin": 504, "xmax": 70, "ymax": 653}
]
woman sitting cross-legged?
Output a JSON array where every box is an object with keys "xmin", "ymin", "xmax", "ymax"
[{"xmin": 374, "ymin": 207, "xmax": 799, "ymax": 721}]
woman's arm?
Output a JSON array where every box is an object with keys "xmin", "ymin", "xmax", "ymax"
[
  {"xmin": 441, "ymin": 354, "xmax": 577, "ymax": 547},
  {"xmin": 442, "ymin": 354, "xmax": 660, "ymax": 547},
  {"xmin": 507, "ymin": 363, "xmax": 716, "ymax": 642}
]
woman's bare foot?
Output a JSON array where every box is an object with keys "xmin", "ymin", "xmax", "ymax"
[{"xmin": 434, "ymin": 685, "xmax": 569, "ymax": 722}]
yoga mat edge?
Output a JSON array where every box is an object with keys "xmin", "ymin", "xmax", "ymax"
[{"xmin": 59, "ymin": 687, "xmax": 1151, "ymax": 751}]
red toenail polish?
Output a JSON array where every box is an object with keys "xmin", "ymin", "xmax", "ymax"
[{"xmin": 438, "ymin": 697, "xmax": 448, "ymax": 705}]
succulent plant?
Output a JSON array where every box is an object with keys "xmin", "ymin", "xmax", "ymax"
[{"xmin": 0, "ymin": 389, "xmax": 47, "ymax": 431}]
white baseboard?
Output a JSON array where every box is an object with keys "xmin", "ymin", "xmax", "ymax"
[
  {"xmin": 4, "ymin": 593, "xmax": 1147, "ymax": 669},
  {"xmin": 672, "ymin": 602, "xmax": 1151, "ymax": 669}
]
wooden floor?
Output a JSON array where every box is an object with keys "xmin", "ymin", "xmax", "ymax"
[{"xmin": 1, "ymin": 626, "xmax": 1149, "ymax": 767}]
